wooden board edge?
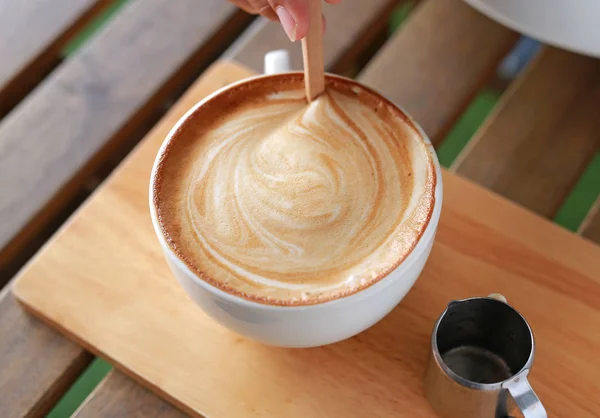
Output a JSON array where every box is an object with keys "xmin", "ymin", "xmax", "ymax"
[{"xmin": 12, "ymin": 294, "xmax": 204, "ymax": 418}]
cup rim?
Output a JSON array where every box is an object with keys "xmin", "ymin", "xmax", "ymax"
[{"xmin": 149, "ymin": 72, "xmax": 444, "ymax": 311}]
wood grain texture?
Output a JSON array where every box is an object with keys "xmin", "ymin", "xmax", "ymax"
[
  {"xmin": 74, "ymin": 371, "xmax": 187, "ymax": 418},
  {"xmin": 453, "ymin": 47, "xmax": 600, "ymax": 218},
  {"xmin": 224, "ymin": 0, "xmax": 400, "ymax": 73},
  {"xmin": 13, "ymin": 61, "xmax": 600, "ymax": 418},
  {"xmin": 358, "ymin": 0, "xmax": 519, "ymax": 144},
  {"xmin": 0, "ymin": 285, "xmax": 92, "ymax": 418},
  {"xmin": 0, "ymin": 0, "xmax": 111, "ymax": 117},
  {"xmin": 581, "ymin": 199, "xmax": 600, "ymax": 244},
  {"xmin": 0, "ymin": 0, "xmax": 252, "ymax": 270}
]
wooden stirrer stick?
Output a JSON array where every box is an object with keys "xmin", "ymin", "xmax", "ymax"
[{"xmin": 301, "ymin": 0, "xmax": 325, "ymax": 102}]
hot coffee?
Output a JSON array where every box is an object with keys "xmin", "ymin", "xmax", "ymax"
[{"xmin": 152, "ymin": 74, "xmax": 436, "ymax": 306}]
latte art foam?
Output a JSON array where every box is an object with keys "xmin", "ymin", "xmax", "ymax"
[{"xmin": 154, "ymin": 75, "xmax": 435, "ymax": 305}]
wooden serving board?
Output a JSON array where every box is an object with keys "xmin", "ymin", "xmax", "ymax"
[{"xmin": 13, "ymin": 61, "xmax": 600, "ymax": 417}]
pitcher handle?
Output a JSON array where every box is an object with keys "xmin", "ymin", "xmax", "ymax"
[
  {"xmin": 503, "ymin": 371, "xmax": 547, "ymax": 418},
  {"xmin": 264, "ymin": 50, "xmax": 291, "ymax": 75}
]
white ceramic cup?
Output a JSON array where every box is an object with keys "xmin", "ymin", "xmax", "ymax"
[
  {"xmin": 149, "ymin": 51, "xmax": 443, "ymax": 348},
  {"xmin": 463, "ymin": 0, "xmax": 600, "ymax": 59}
]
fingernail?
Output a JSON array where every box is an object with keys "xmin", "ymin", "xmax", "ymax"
[{"xmin": 276, "ymin": 6, "xmax": 297, "ymax": 42}]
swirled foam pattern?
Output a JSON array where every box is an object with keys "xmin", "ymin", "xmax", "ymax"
[{"xmin": 154, "ymin": 76, "xmax": 435, "ymax": 305}]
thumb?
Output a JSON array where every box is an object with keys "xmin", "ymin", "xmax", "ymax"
[{"xmin": 268, "ymin": 0, "xmax": 310, "ymax": 42}]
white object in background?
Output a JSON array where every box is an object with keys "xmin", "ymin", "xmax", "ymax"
[
  {"xmin": 149, "ymin": 50, "xmax": 443, "ymax": 348},
  {"xmin": 464, "ymin": 0, "xmax": 600, "ymax": 58},
  {"xmin": 264, "ymin": 49, "xmax": 292, "ymax": 75}
]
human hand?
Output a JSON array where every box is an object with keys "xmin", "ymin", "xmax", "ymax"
[{"xmin": 227, "ymin": 0, "xmax": 342, "ymax": 42}]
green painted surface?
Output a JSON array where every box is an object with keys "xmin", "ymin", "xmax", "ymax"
[
  {"xmin": 61, "ymin": 0, "xmax": 131, "ymax": 56},
  {"xmin": 554, "ymin": 152, "xmax": 600, "ymax": 231},
  {"xmin": 42, "ymin": 2, "xmax": 600, "ymax": 416},
  {"xmin": 436, "ymin": 90, "xmax": 500, "ymax": 168},
  {"xmin": 46, "ymin": 358, "xmax": 112, "ymax": 417},
  {"xmin": 389, "ymin": 1, "xmax": 416, "ymax": 34}
]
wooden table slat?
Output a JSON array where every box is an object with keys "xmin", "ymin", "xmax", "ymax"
[
  {"xmin": 453, "ymin": 46, "xmax": 600, "ymax": 218},
  {"xmin": 73, "ymin": 371, "xmax": 187, "ymax": 418},
  {"xmin": 0, "ymin": 0, "xmax": 111, "ymax": 117},
  {"xmin": 225, "ymin": 0, "xmax": 400, "ymax": 73},
  {"xmin": 357, "ymin": 0, "xmax": 519, "ymax": 144},
  {"xmin": 0, "ymin": 0, "xmax": 252, "ymax": 271},
  {"xmin": 0, "ymin": 285, "xmax": 93, "ymax": 418},
  {"xmin": 581, "ymin": 198, "xmax": 600, "ymax": 244}
]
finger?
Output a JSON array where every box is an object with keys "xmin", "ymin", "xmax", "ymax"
[
  {"xmin": 228, "ymin": 0, "xmax": 259, "ymax": 14},
  {"xmin": 258, "ymin": 4, "xmax": 279, "ymax": 20},
  {"xmin": 267, "ymin": 0, "xmax": 310, "ymax": 42},
  {"xmin": 240, "ymin": 0, "xmax": 277, "ymax": 20}
]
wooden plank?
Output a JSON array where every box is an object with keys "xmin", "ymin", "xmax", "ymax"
[
  {"xmin": 0, "ymin": 0, "xmax": 252, "ymax": 271},
  {"xmin": 225, "ymin": 0, "xmax": 400, "ymax": 73},
  {"xmin": 0, "ymin": 284, "xmax": 93, "ymax": 418},
  {"xmin": 581, "ymin": 199, "xmax": 600, "ymax": 244},
  {"xmin": 453, "ymin": 47, "xmax": 600, "ymax": 218},
  {"xmin": 13, "ymin": 60, "xmax": 600, "ymax": 418},
  {"xmin": 74, "ymin": 371, "xmax": 187, "ymax": 418},
  {"xmin": 0, "ymin": 0, "xmax": 111, "ymax": 117},
  {"xmin": 357, "ymin": 0, "xmax": 519, "ymax": 144}
]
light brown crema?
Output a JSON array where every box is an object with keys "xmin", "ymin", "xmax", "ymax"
[{"xmin": 153, "ymin": 74, "xmax": 436, "ymax": 306}]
